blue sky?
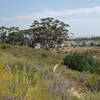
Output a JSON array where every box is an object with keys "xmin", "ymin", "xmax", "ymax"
[{"xmin": 0, "ymin": 0, "xmax": 100, "ymax": 37}]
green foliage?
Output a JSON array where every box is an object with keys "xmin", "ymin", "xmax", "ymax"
[
  {"xmin": 83, "ymin": 74, "xmax": 100, "ymax": 92},
  {"xmin": 41, "ymin": 53, "xmax": 48, "ymax": 58},
  {"xmin": 2, "ymin": 44, "xmax": 10, "ymax": 49},
  {"xmin": 30, "ymin": 17, "xmax": 70, "ymax": 49},
  {"xmin": 90, "ymin": 61, "xmax": 100, "ymax": 74},
  {"xmin": 82, "ymin": 41, "xmax": 86, "ymax": 46},
  {"xmin": 63, "ymin": 52, "xmax": 94, "ymax": 72},
  {"xmin": 0, "ymin": 17, "xmax": 70, "ymax": 50}
]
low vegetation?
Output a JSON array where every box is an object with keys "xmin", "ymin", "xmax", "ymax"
[
  {"xmin": 0, "ymin": 43, "xmax": 99, "ymax": 100},
  {"xmin": 63, "ymin": 52, "xmax": 94, "ymax": 72}
]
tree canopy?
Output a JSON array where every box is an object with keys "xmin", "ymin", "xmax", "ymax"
[{"xmin": 0, "ymin": 17, "xmax": 70, "ymax": 49}]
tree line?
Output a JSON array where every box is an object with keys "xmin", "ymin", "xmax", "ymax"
[{"xmin": 0, "ymin": 17, "xmax": 70, "ymax": 49}]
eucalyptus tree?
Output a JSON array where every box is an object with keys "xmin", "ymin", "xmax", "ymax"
[
  {"xmin": 0, "ymin": 26, "xmax": 25, "ymax": 45},
  {"xmin": 30, "ymin": 17, "xmax": 70, "ymax": 49},
  {"xmin": 7, "ymin": 27, "xmax": 20, "ymax": 44},
  {"xmin": 0, "ymin": 26, "xmax": 9, "ymax": 43},
  {"xmin": 0, "ymin": 17, "xmax": 70, "ymax": 49}
]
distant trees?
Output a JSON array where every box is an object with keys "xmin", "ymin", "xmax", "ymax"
[
  {"xmin": 29, "ymin": 17, "xmax": 70, "ymax": 49},
  {"xmin": 0, "ymin": 26, "xmax": 8, "ymax": 43},
  {"xmin": 0, "ymin": 17, "xmax": 70, "ymax": 49},
  {"xmin": 0, "ymin": 26, "xmax": 25, "ymax": 45}
]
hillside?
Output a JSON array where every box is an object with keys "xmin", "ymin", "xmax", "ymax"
[{"xmin": 0, "ymin": 43, "xmax": 100, "ymax": 100}]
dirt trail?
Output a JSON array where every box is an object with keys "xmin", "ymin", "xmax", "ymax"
[
  {"xmin": 68, "ymin": 87, "xmax": 81, "ymax": 98},
  {"xmin": 53, "ymin": 63, "xmax": 81, "ymax": 99},
  {"xmin": 53, "ymin": 63, "xmax": 60, "ymax": 72}
]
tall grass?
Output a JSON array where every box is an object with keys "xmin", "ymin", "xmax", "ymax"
[{"xmin": 0, "ymin": 44, "xmax": 100, "ymax": 100}]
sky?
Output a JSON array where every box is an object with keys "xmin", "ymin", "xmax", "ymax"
[{"xmin": 0, "ymin": 0, "xmax": 100, "ymax": 38}]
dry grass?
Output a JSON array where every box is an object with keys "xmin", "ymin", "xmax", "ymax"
[{"xmin": 0, "ymin": 43, "xmax": 100, "ymax": 100}]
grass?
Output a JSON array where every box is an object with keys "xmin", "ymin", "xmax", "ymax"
[{"xmin": 0, "ymin": 43, "xmax": 100, "ymax": 100}]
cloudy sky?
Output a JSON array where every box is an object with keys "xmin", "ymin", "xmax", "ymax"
[{"xmin": 0, "ymin": 0, "xmax": 100, "ymax": 38}]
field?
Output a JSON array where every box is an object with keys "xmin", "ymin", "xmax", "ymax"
[{"xmin": 0, "ymin": 43, "xmax": 100, "ymax": 100}]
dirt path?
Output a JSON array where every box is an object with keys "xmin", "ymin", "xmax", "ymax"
[{"xmin": 53, "ymin": 63, "xmax": 60, "ymax": 72}]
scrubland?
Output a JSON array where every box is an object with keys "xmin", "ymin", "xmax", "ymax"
[{"xmin": 0, "ymin": 43, "xmax": 100, "ymax": 100}]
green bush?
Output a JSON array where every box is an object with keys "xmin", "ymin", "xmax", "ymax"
[
  {"xmin": 2, "ymin": 44, "xmax": 10, "ymax": 49},
  {"xmin": 63, "ymin": 52, "xmax": 94, "ymax": 72},
  {"xmin": 90, "ymin": 61, "xmax": 100, "ymax": 74},
  {"xmin": 41, "ymin": 53, "xmax": 48, "ymax": 58}
]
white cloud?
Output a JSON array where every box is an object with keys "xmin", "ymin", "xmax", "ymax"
[
  {"xmin": 64, "ymin": 18, "xmax": 100, "ymax": 38},
  {"xmin": 0, "ymin": 6, "xmax": 100, "ymax": 37},
  {"xmin": 0, "ymin": 6, "xmax": 100, "ymax": 21}
]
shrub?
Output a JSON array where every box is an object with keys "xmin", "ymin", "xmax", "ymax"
[
  {"xmin": 81, "ymin": 91, "xmax": 100, "ymax": 100},
  {"xmin": 90, "ymin": 42, "xmax": 95, "ymax": 46},
  {"xmin": 92, "ymin": 67, "xmax": 100, "ymax": 75},
  {"xmin": 2, "ymin": 44, "xmax": 10, "ymax": 49},
  {"xmin": 82, "ymin": 41, "xmax": 86, "ymax": 46},
  {"xmin": 89, "ymin": 61, "xmax": 100, "ymax": 75},
  {"xmin": 41, "ymin": 53, "xmax": 48, "ymax": 58},
  {"xmin": 83, "ymin": 74, "xmax": 100, "ymax": 92},
  {"xmin": 63, "ymin": 52, "xmax": 94, "ymax": 72},
  {"xmin": 2, "ymin": 45, "xmax": 7, "ymax": 49}
]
